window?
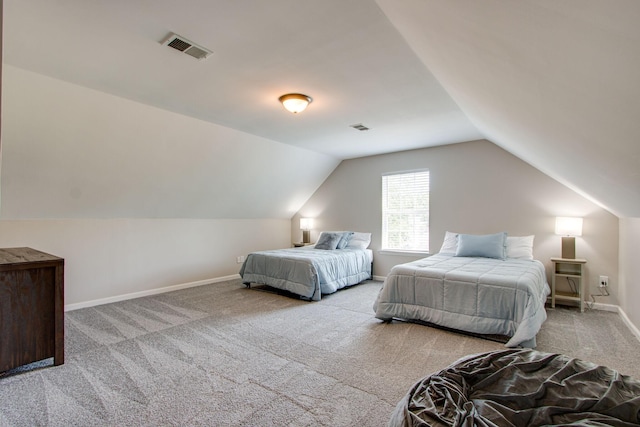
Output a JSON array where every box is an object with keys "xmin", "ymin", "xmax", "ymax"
[{"xmin": 382, "ymin": 170, "xmax": 429, "ymax": 252}]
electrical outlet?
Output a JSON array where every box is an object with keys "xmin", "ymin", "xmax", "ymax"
[
  {"xmin": 599, "ymin": 275, "xmax": 609, "ymax": 287},
  {"xmin": 236, "ymin": 255, "xmax": 245, "ymax": 264}
]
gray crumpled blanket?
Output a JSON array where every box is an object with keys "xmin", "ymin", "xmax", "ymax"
[{"xmin": 389, "ymin": 349, "xmax": 640, "ymax": 427}]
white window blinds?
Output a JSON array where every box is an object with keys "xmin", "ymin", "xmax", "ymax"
[{"xmin": 382, "ymin": 170, "xmax": 430, "ymax": 252}]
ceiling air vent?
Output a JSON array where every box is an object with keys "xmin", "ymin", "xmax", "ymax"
[
  {"xmin": 350, "ymin": 123, "xmax": 370, "ymax": 131},
  {"xmin": 162, "ymin": 33, "xmax": 212, "ymax": 60}
]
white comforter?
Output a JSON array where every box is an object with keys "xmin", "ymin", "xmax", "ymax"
[{"xmin": 373, "ymin": 254, "xmax": 550, "ymax": 347}]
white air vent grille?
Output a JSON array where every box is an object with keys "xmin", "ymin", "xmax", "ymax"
[
  {"xmin": 162, "ymin": 33, "xmax": 212, "ymax": 60},
  {"xmin": 350, "ymin": 123, "xmax": 370, "ymax": 131}
]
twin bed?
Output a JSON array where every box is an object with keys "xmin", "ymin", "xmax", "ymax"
[{"xmin": 242, "ymin": 230, "xmax": 549, "ymax": 348}]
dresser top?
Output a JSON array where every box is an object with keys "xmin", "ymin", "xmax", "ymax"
[{"xmin": 0, "ymin": 247, "xmax": 63, "ymax": 266}]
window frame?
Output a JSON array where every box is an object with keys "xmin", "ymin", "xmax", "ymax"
[{"xmin": 381, "ymin": 169, "xmax": 430, "ymax": 254}]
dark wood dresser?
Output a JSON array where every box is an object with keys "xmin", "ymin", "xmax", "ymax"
[{"xmin": 0, "ymin": 247, "xmax": 64, "ymax": 372}]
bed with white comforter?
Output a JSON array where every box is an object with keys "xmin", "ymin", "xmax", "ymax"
[{"xmin": 374, "ymin": 232, "xmax": 549, "ymax": 348}]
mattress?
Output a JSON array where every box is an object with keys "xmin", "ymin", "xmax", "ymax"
[
  {"xmin": 373, "ymin": 254, "xmax": 550, "ymax": 347},
  {"xmin": 240, "ymin": 246, "xmax": 372, "ymax": 301}
]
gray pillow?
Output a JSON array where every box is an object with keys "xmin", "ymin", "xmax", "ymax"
[
  {"xmin": 455, "ymin": 232, "xmax": 507, "ymax": 260},
  {"xmin": 336, "ymin": 231, "xmax": 354, "ymax": 249},
  {"xmin": 315, "ymin": 232, "xmax": 343, "ymax": 250}
]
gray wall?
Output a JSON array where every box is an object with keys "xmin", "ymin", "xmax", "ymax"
[
  {"xmin": 294, "ymin": 140, "xmax": 621, "ymax": 306},
  {"xmin": 0, "ymin": 219, "xmax": 291, "ymax": 307}
]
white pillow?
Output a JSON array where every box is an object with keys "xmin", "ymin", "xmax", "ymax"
[
  {"xmin": 439, "ymin": 231, "xmax": 459, "ymax": 254},
  {"xmin": 346, "ymin": 232, "xmax": 372, "ymax": 249},
  {"xmin": 506, "ymin": 235, "xmax": 535, "ymax": 260}
]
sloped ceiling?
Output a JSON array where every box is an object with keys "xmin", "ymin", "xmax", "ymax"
[
  {"xmin": 376, "ymin": 0, "xmax": 640, "ymax": 218},
  {"xmin": 3, "ymin": 1, "xmax": 639, "ymax": 218}
]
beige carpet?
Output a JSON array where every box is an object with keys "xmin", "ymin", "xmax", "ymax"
[{"xmin": 1, "ymin": 279, "xmax": 639, "ymax": 426}]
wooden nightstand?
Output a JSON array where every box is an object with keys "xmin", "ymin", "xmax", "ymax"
[{"xmin": 550, "ymin": 257, "xmax": 587, "ymax": 312}]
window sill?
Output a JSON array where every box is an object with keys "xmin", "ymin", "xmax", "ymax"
[{"xmin": 378, "ymin": 249, "xmax": 430, "ymax": 257}]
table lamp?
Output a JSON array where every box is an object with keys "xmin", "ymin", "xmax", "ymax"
[
  {"xmin": 555, "ymin": 216, "xmax": 583, "ymax": 259},
  {"xmin": 300, "ymin": 218, "xmax": 314, "ymax": 244}
]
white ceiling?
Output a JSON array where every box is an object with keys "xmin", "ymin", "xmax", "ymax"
[
  {"xmin": 3, "ymin": 0, "xmax": 639, "ymax": 217},
  {"xmin": 3, "ymin": 0, "xmax": 481, "ymax": 160}
]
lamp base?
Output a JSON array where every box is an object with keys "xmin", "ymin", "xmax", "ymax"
[
  {"xmin": 302, "ymin": 230, "xmax": 310, "ymax": 244},
  {"xmin": 561, "ymin": 236, "xmax": 576, "ymax": 259}
]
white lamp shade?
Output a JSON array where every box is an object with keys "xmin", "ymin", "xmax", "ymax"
[
  {"xmin": 300, "ymin": 218, "xmax": 314, "ymax": 230},
  {"xmin": 555, "ymin": 217, "xmax": 583, "ymax": 236}
]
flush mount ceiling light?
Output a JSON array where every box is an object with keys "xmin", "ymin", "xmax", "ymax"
[{"xmin": 278, "ymin": 93, "xmax": 312, "ymax": 114}]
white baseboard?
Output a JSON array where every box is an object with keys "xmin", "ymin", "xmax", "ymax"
[
  {"xmin": 64, "ymin": 274, "xmax": 241, "ymax": 311},
  {"xmin": 589, "ymin": 301, "xmax": 619, "ymax": 312},
  {"xmin": 372, "ymin": 275, "xmax": 386, "ymax": 282},
  {"xmin": 618, "ymin": 306, "xmax": 640, "ymax": 342}
]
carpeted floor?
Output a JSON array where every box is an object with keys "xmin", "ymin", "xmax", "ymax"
[{"xmin": 1, "ymin": 279, "xmax": 639, "ymax": 426}]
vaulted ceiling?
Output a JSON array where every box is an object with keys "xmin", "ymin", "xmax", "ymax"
[{"xmin": 3, "ymin": 1, "xmax": 639, "ymax": 217}]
